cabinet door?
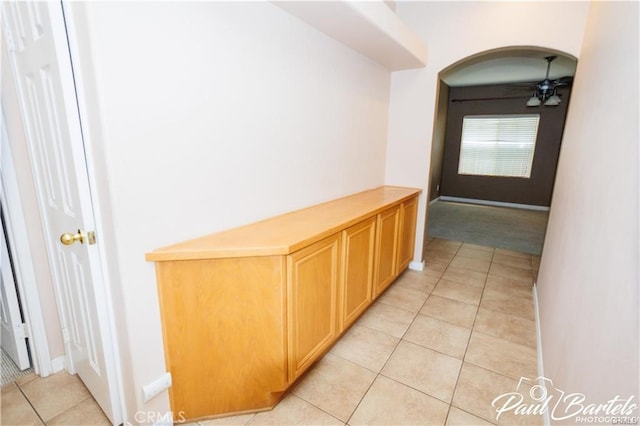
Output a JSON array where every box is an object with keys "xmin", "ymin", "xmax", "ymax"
[
  {"xmin": 373, "ymin": 205, "xmax": 400, "ymax": 297},
  {"xmin": 340, "ymin": 217, "xmax": 376, "ymax": 331},
  {"xmin": 287, "ymin": 234, "xmax": 340, "ymax": 382},
  {"xmin": 396, "ymin": 196, "xmax": 419, "ymax": 273}
]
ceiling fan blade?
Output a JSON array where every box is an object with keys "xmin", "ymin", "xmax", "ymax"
[{"xmin": 554, "ymin": 76, "xmax": 574, "ymax": 86}]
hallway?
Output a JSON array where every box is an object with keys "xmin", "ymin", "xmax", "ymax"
[{"xmin": 1, "ymin": 238, "xmax": 541, "ymax": 425}]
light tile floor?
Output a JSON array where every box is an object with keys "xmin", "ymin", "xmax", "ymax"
[
  {"xmin": 196, "ymin": 239, "xmax": 542, "ymax": 426},
  {"xmin": 0, "ymin": 239, "xmax": 542, "ymax": 426},
  {"xmin": 0, "ymin": 369, "xmax": 110, "ymax": 425}
]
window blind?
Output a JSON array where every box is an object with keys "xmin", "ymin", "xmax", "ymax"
[{"xmin": 458, "ymin": 115, "xmax": 540, "ymax": 178}]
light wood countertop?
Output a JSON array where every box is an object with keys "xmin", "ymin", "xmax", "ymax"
[{"xmin": 145, "ymin": 186, "xmax": 421, "ymax": 262}]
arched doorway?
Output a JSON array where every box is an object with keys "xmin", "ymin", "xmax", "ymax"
[{"xmin": 424, "ymin": 47, "xmax": 577, "ymax": 263}]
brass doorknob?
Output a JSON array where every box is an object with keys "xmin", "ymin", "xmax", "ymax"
[{"xmin": 60, "ymin": 229, "xmax": 96, "ymax": 245}]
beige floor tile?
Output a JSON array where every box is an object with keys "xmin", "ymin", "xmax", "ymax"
[
  {"xmin": 452, "ymin": 363, "xmax": 518, "ymax": 423},
  {"xmin": 291, "ymin": 354, "xmax": 376, "ymax": 422},
  {"xmin": 485, "ymin": 275, "xmax": 533, "ymax": 300},
  {"xmin": 473, "ymin": 308, "xmax": 536, "ymax": 349},
  {"xmin": 1, "ymin": 382, "xmax": 18, "ymax": 393},
  {"xmin": 394, "ymin": 270, "xmax": 438, "ymax": 295},
  {"xmin": 247, "ymin": 394, "xmax": 343, "ymax": 425},
  {"xmin": 480, "ymin": 288, "xmax": 535, "ymax": 321},
  {"xmin": 330, "ymin": 325, "xmax": 399, "ymax": 372},
  {"xmin": 0, "ymin": 385, "xmax": 43, "ymax": 425},
  {"xmin": 19, "ymin": 372, "xmax": 91, "ymax": 421},
  {"xmin": 497, "ymin": 409, "xmax": 544, "ymax": 426},
  {"xmin": 425, "ymin": 247, "xmax": 458, "ymax": 264},
  {"xmin": 348, "ymin": 375, "xmax": 449, "ymax": 426},
  {"xmin": 420, "ymin": 295, "xmax": 478, "ymax": 329},
  {"xmin": 489, "ymin": 264, "xmax": 532, "ymax": 284},
  {"xmin": 199, "ymin": 413, "xmax": 256, "ymax": 425},
  {"xmin": 355, "ymin": 301, "xmax": 416, "ymax": 338},
  {"xmin": 532, "ymin": 257, "xmax": 540, "ymax": 270},
  {"xmin": 381, "ymin": 341, "xmax": 462, "ymax": 403},
  {"xmin": 404, "ymin": 315, "xmax": 471, "ymax": 359},
  {"xmin": 432, "ymin": 279, "xmax": 484, "ymax": 306},
  {"xmin": 492, "ymin": 253, "xmax": 533, "ymax": 270},
  {"xmin": 494, "ymin": 248, "xmax": 532, "ymax": 259},
  {"xmin": 446, "ymin": 407, "xmax": 494, "ymax": 425},
  {"xmin": 427, "ymin": 239, "xmax": 463, "ymax": 251},
  {"xmin": 377, "ymin": 284, "xmax": 428, "ymax": 313},
  {"xmin": 46, "ymin": 398, "xmax": 110, "ymax": 425},
  {"xmin": 424, "ymin": 260, "xmax": 450, "ymax": 279},
  {"xmin": 493, "ymin": 378, "xmax": 544, "ymax": 426},
  {"xmin": 449, "ymin": 256, "xmax": 492, "ymax": 273},
  {"xmin": 461, "ymin": 243, "xmax": 495, "ymax": 253},
  {"xmin": 441, "ymin": 267, "xmax": 487, "ymax": 288},
  {"xmin": 532, "ymin": 258, "xmax": 541, "ymax": 282},
  {"xmin": 15, "ymin": 372, "xmax": 39, "ymax": 386},
  {"xmin": 464, "ymin": 332, "xmax": 537, "ymax": 380}
]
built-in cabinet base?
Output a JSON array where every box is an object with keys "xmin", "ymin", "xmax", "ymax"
[{"xmin": 147, "ymin": 186, "xmax": 421, "ymax": 421}]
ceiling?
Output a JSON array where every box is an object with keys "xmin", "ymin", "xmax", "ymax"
[{"xmin": 441, "ymin": 52, "xmax": 577, "ymax": 87}]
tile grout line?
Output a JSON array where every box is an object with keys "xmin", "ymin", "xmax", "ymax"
[
  {"xmin": 444, "ymin": 245, "xmax": 495, "ymax": 426},
  {"xmin": 344, "ymin": 282, "xmax": 426, "ymax": 426},
  {"xmin": 14, "ymin": 381, "xmax": 47, "ymax": 425},
  {"xmin": 343, "ymin": 258, "xmax": 452, "ymax": 425},
  {"xmin": 393, "ymin": 240, "xmax": 463, "ymax": 425}
]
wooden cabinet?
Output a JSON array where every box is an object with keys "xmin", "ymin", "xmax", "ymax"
[
  {"xmin": 340, "ymin": 217, "xmax": 376, "ymax": 330},
  {"xmin": 373, "ymin": 205, "xmax": 400, "ymax": 296},
  {"xmin": 287, "ymin": 234, "xmax": 340, "ymax": 382},
  {"xmin": 397, "ymin": 196, "xmax": 418, "ymax": 272},
  {"xmin": 146, "ymin": 186, "xmax": 420, "ymax": 422},
  {"xmin": 154, "ymin": 257, "xmax": 287, "ymax": 419}
]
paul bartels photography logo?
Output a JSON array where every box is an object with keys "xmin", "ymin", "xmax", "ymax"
[{"xmin": 492, "ymin": 376, "xmax": 638, "ymax": 424}]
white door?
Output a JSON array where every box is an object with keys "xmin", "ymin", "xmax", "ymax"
[
  {"xmin": 0, "ymin": 207, "xmax": 31, "ymax": 371},
  {"xmin": 1, "ymin": 2, "xmax": 120, "ymax": 423}
]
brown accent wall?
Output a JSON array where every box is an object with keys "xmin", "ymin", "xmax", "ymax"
[
  {"xmin": 428, "ymin": 81, "xmax": 450, "ymax": 201},
  {"xmin": 440, "ymin": 83, "xmax": 571, "ymax": 207}
]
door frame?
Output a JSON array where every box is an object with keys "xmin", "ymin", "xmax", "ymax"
[
  {"xmin": 0, "ymin": 106, "xmax": 53, "ymax": 376},
  {"xmin": 1, "ymin": 3, "xmax": 124, "ymax": 423}
]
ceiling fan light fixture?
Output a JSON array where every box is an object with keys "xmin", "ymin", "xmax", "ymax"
[
  {"xmin": 525, "ymin": 56, "xmax": 571, "ymax": 107},
  {"xmin": 544, "ymin": 93, "xmax": 561, "ymax": 106},
  {"xmin": 527, "ymin": 94, "xmax": 541, "ymax": 107}
]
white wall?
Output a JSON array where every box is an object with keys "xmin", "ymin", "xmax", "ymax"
[
  {"xmin": 68, "ymin": 1, "xmax": 390, "ymax": 421},
  {"xmin": 537, "ymin": 0, "xmax": 639, "ymax": 415},
  {"xmin": 1, "ymin": 36, "xmax": 66, "ymax": 364},
  {"xmin": 386, "ymin": 1, "xmax": 590, "ymax": 258}
]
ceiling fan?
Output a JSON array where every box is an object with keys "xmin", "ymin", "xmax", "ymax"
[{"xmin": 526, "ymin": 55, "xmax": 573, "ymax": 107}]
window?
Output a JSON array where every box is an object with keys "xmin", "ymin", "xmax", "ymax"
[{"xmin": 458, "ymin": 115, "xmax": 540, "ymax": 178}]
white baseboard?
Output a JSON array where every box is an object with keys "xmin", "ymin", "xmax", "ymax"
[
  {"xmin": 409, "ymin": 260, "xmax": 425, "ymax": 271},
  {"xmin": 532, "ymin": 283, "xmax": 550, "ymax": 426},
  {"xmin": 429, "ymin": 196, "xmax": 440, "ymax": 206},
  {"xmin": 439, "ymin": 196, "xmax": 550, "ymax": 212},
  {"xmin": 51, "ymin": 356, "xmax": 66, "ymax": 374}
]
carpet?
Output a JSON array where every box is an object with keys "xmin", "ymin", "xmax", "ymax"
[{"xmin": 427, "ymin": 201, "xmax": 549, "ymax": 255}]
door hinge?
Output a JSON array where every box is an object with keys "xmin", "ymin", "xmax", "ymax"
[
  {"xmin": 61, "ymin": 327, "xmax": 70, "ymax": 344},
  {"xmin": 4, "ymin": 28, "xmax": 18, "ymax": 52},
  {"xmin": 15, "ymin": 323, "xmax": 28, "ymax": 339}
]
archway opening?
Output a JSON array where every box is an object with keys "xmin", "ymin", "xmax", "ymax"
[{"xmin": 424, "ymin": 47, "xmax": 577, "ymax": 266}]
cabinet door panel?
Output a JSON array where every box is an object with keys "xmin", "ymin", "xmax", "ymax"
[
  {"xmin": 373, "ymin": 205, "xmax": 400, "ymax": 296},
  {"xmin": 287, "ymin": 234, "xmax": 340, "ymax": 381},
  {"xmin": 340, "ymin": 217, "xmax": 376, "ymax": 330},
  {"xmin": 397, "ymin": 197, "xmax": 418, "ymax": 273}
]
